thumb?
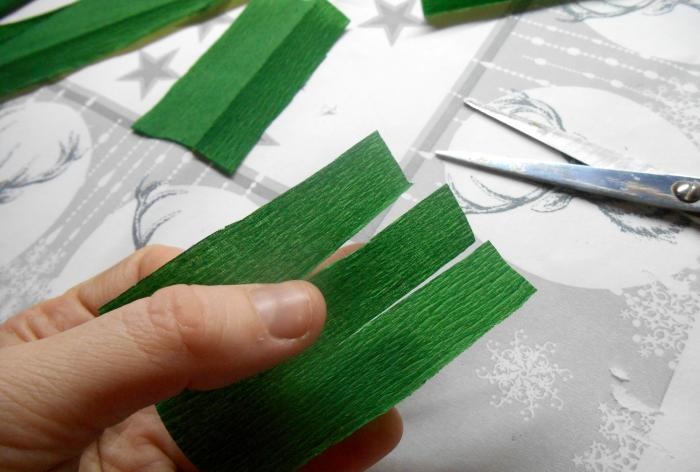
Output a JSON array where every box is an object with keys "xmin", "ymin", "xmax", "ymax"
[{"xmin": 0, "ymin": 281, "xmax": 325, "ymax": 463}]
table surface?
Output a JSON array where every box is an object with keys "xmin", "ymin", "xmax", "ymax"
[{"xmin": 2, "ymin": 1, "xmax": 699, "ymax": 471}]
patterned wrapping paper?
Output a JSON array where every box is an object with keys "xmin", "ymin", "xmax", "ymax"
[
  {"xmin": 372, "ymin": 2, "xmax": 700, "ymax": 471},
  {"xmin": 1, "ymin": 1, "xmax": 699, "ymax": 471}
]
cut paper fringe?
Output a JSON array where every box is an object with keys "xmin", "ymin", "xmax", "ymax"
[{"xmin": 102, "ymin": 132, "xmax": 535, "ymax": 471}]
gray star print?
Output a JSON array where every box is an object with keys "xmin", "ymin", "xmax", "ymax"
[
  {"xmin": 258, "ymin": 133, "xmax": 279, "ymax": 146},
  {"xmin": 360, "ymin": 0, "xmax": 423, "ymax": 45},
  {"xmin": 119, "ymin": 50, "xmax": 179, "ymax": 99}
]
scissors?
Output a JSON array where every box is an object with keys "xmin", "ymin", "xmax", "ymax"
[{"xmin": 435, "ymin": 98, "xmax": 700, "ymax": 216}]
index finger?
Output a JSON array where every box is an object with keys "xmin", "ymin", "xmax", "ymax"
[
  {"xmin": 0, "ymin": 245, "xmax": 182, "ymax": 346},
  {"xmin": 0, "ymin": 243, "xmax": 363, "ymax": 346}
]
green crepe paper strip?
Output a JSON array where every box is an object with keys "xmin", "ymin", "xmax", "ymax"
[
  {"xmin": 0, "ymin": 0, "xmax": 31, "ymax": 18},
  {"xmin": 0, "ymin": 0, "xmax": 229, "ymax": 99},
  {"xmin": 160, "ymin": 242, "xmax": 535, "ymax": 471},
  {"xmin": 157, "ymin": 184, "xmax": 476, "ymax": 470},
  {"xmin": 308, "ymin": 184, "xmax": 474, "ymax": 346},
  {"xmin": 133, "ymin": 0, "xmax": 349, "ymax": 174},
  {"xmin": 421, "ymin": 0, "xmax": 510, "ymax": 16},
  {"xmin": 0, "ymin": 6, "xmax": 66, "ymax": 43},
  {"xmin": 100, "ymin": 132, "xmax": 409, "ymax": 314}
]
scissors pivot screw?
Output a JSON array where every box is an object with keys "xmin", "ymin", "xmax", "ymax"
[{"xmin": 672, "ymin": 181, "xmax": 700, "ymax": 203}]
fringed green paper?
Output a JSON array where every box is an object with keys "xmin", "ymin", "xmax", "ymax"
[
  {"xmin": 100, "ymin": 132, "xmax": 409, "ymax": 314},
  {"xmin": 133, "ymin": 0, "xmax": 349, "ymax": 174},
  {"xmin": 159, "ymin": 242, "xmax": 534, "ymax": 471},
  {"xmin": 101, "ymin": 132, "xmax": 535, "ymax": 470},
  {"xmin": 308, "ymin": 185, "xmax": 474, "ymax": 346},
  {"xmin": 0, "ymin": 0, "xmax": 229, "ymax": 99},
  {"xmin": 157, "ymin": 185, "xmax": 480, "ymax": 471}
]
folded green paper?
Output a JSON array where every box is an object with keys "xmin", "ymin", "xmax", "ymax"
[
  {"xmin": 133, "ymin": 0, "xmax": 349, "ymax": 174},
  {"xmin": 0, "ymin": 0, "xmax": 229, "ymax": 99}
]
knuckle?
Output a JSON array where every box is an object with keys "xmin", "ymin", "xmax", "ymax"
[
  {"xmin": 143, "ymin": 285, "xmax": 211, "ymax": 359},
  {"xmin": 8, "ymin": 297, "xmax": 81, "ymax": 342}
]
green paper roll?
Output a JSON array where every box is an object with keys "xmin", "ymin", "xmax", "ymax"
[{"xmin": 133, "ymin": 0, "xmax": 349, "ymax": 174}]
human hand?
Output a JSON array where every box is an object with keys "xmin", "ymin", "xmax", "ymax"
[{"xmin": 0, "ymin": 245, "xmax": 402, "ymax": 471}]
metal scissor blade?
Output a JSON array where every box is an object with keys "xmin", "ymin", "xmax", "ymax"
[
  {"xmin": 435, "ymin": 151, "xmax": 700, "ymax": 214},
  {"xmin": 463, "ymin": 98, "xmax": 652, "ymax": 171}
]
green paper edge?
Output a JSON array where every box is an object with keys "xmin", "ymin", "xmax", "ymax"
[
  {"xmin": 0, "ymin": 0, "xmax": 31, "ymax": 18},
  {"xmin": 158, "ymin": 242, "xmax": 535, "ymax": 471},
  {"xmin": 0, "ymin": 6, "xmax": 66, "ymax": 43},
  {"xmin": 309, "ymin": 185, "xmax": 474, "ymax": 347},
  {"xmin": 100, "ymin": 131, "xmax": 409, "ymax": 314},
  {"xmin": 133, "ymin": 0, "xmax": 349, "ymax": 175},
  {"xmin": 0, "ymin": 0, "xmax": 230, "ymax": 100},
  {"xmin": 421, "ymin": 0, "xmax": 511, "ymax": 16}
]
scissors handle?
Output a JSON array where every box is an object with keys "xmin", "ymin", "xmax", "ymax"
[{"xmin": 436, "ymin": 152, "xmax": 700, "ymax": 214}]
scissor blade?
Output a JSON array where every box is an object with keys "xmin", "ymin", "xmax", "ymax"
[
  {"xmin": 435, "ymin": 151, "xmax": 700, "ymax": 214},
  {"xmin": 463, "ymin": 98, "xmax": 652, "ymax": 172}
]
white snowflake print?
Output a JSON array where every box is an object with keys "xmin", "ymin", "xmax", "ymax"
[
  {"xmin": 476, "ymin": 330, "xmax": 572, "ymax": 420},
  {"xmin": 573, "ymin": 403, "xmax": 659, "ymax": 472},
  {"xmin": 620, "ymin": 278, "xmax": 700, "ymax": 369}
]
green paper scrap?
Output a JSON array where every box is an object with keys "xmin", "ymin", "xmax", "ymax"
[
  {"xmin": 157, "ymin": 184, "xmax": 477, "ymax": 471},
  {"xmin": 0, "ymin": 6, "xmax": 65, "ymax": 43},
  {"xmin": 0, "ymin": 0, "xmax": 230, "ymax": 99},
  {"xmin": 421, "ymin": 0, "xmax": 510, "ymax": 16},
  {"xmin": 133, "ymin": 0, "xmax": 349, "ymax": 175},
  {"xmin": 100, "ymin": 132, "xmax": 409, "ymax": 314},
  {"xmin": 159, "ymin": 242, "xmax": 535, "ymax": 471},
  {"xmin": 0, "ymin": 0, "xmax": 31, "ymax": 18}
]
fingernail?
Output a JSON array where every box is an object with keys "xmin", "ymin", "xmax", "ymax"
[{"xmin": 250, "ymin": 282, "xmax": 313, "ymax": 339}]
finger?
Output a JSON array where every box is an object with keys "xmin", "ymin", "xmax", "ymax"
[
  {"xmin": 77, "ymin": 408, "xmax": 183, "ymax": 472},
  {"xmin": 0, "ymin": 281, "xmax": 325, "ymax": 470},
  {"xmin": 0, "ymin": 240, "xmax": 358, "ymax": 347},
  {"xmin": 78, "ymin": 407, "xmax": 402, "ymax": 472},
  {"xmin": 72, "ymin": 244, "xmax": 183, "ymax": 314},
  {"xmin": 302, "ymin": 409, "xmax": 403, "ymax": 472},
  {"xmin": 0, "ymin": 245, "xmax": 182, "ymax": 346}
]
